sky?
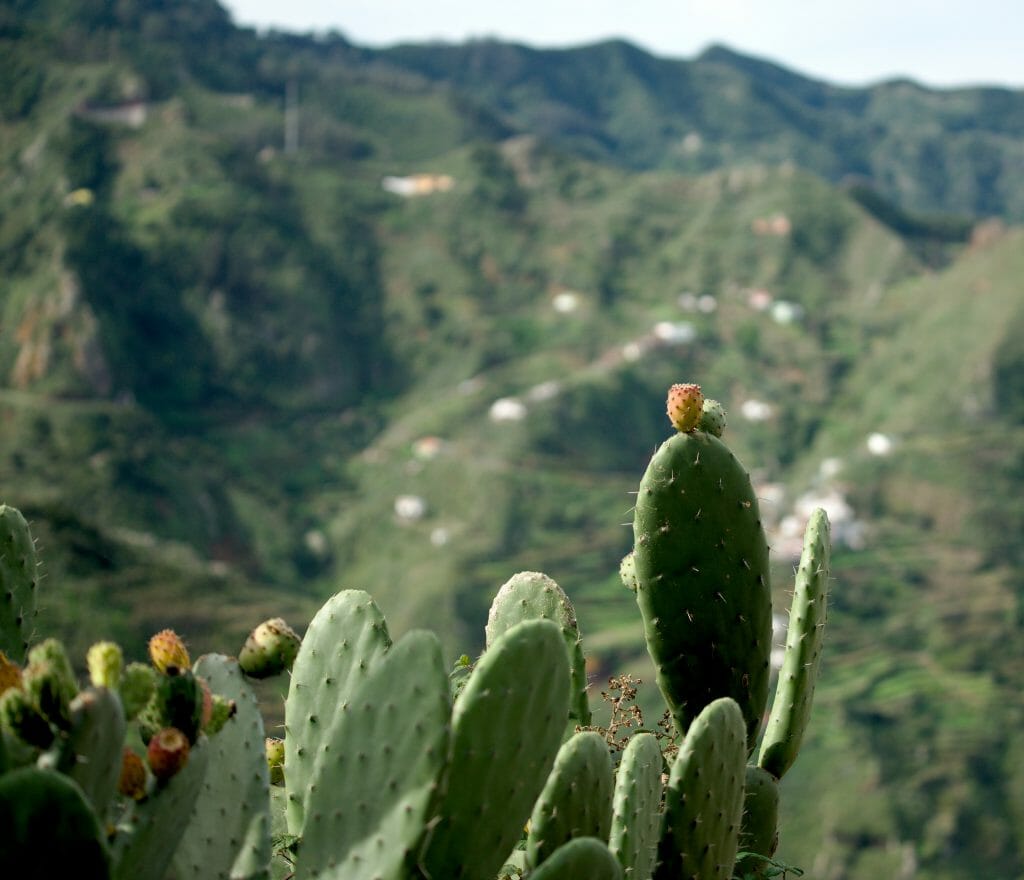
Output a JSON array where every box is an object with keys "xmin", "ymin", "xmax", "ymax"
[{"xmin": 222, "ymin": 0, "xmax": 1024, "ymax": 89}]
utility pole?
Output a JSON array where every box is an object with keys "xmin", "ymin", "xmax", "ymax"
[{"xmin": 285, "ymin": 78, "xmax": 299, "ymax": 156}]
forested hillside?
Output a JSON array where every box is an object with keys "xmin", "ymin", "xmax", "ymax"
[{"xmin": 2, "ymin": 1, "xmax": 1024, "ymax": 876}]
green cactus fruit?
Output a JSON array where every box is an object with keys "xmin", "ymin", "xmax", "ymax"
[
  {"xmin": 172, "ymin": 654, "xmax": 271, "ymax": 880},
  {"xmin": 736, "ymin": 765, "xmax": 780, "ymax": 879},
  {"xmin": 266, "ymin": 737, "xmax": 285, "ymax": 785},
  {"xmin": 148, "ymin": 628, "xmax": 191, "ymax": 673},
  {"xmin": 111, "ymin": 737, "xmax": 210, "ymax": 880},
  {"xmin": 486, "ymin": 570, "xmax": 591, "ymax": 725},
  {"xmin": 155, "ymin": 668, "xmax": 205, "ymax": 745},
  {"xmin": 0, "ymin": 682, "xmax": 55, "ymax": 749},
  {"xmin": 699, "ymin": 399, "xmax": 727, "ymax": 437},
  {"xmin": 759, "ymin": 508, "xmax": 831, "ymax": 780},
  {"xmin": 284, "ymin": 589, "xmax": 391, "ymax": 835},
  {"xmin": 619, "ymin": 552, "xmax": 638, "ymax": 592},
  {"xmin": 120, "ymin": 662, "xmax": 158, "ymax": 720},
  {"xmin": 656, "ymin": 697, "xmax": 747, "ymax": 880},
  {"xmin": 608, "ymin": 732, "xmax": 663, "ymax": 880},
  {"xmin": 147, "ymin": 727, "xmax": 190, "ymax": 782},
  {"xmin": 0, "ymin": 504, "xmax": 39, "ymax": 664},
  {"xmin": 526, "ymin": 730, "xmax": 615, "ymax": 869},
  {"xmin": 527, "ymin": 837, "xmax": 624, "ymax": 880},
  {"xmin": 86, "ymin": 641, "xmax": 123, "ymax": 689},
  {"xmin": 420, "ymin": 618, "xmax": 571, "ymax": 880},
  {"xmin": 65, "ymin": 685, "xmax": 127, "ymax": 821},
  {"xmin": 239, "ymin": 617, "xmax": 301, "ymax": 679},
  {"xmin": 0, "ymin": 766, "xmax": 111, "ymax": 879},
  {"xmin": 633, "ymin": 428, "xmax": 772, "ymax": 750},
  {"xmin": 204, "ymin": 693, "xmax": 236, "ymax": 735},
  {"xmin": 299, "ymin": 629, "xmax": 451, "ymax": 880},
  {"xmin": 666, "ymin": 383, "xmax": 704, "ymax": 433},
  {"xmin": 24, "ymin": 638, "xmax": 79, "ymax": 730}
]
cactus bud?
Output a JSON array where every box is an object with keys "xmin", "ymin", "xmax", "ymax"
[
  {"xmin": 120, "ymin": 662, "xmax": 158, "ymax": 720},
  {"xmin": 666, "ymin": 383, "xmax": 704, "ymax": 433},
  {"xmin": 147, "ymin": 727, "xmax": 190, "ymax": 782},
  {"xmin": 0, "ymin": 650, "xmax": 21, "ymax": 696},
  {"xmin": 86, "ymin": 641, "xmax": 123, "ymax": 689},
  {"xmin": 265, "ymin": 737, "xmax": 285, "ymax": 785},
  {"xmin": 238, "ymin": 617, "xmax": 301, "ymax": 679},
  {"xmin": 148, "ymin": 629, "xmax": 190, "ymax": 673},
  {"xmin": 118, "ymin": 747, "xmax": 149, "ymax": 800},
  {"xmin": 698, "ymin": 398, "xmax": 727, "ymax": 437},
  {"xmin": 204, "ymin": 694, "xmax": 236, "ymax": 736},
  {"xmin": 23, "ymin": 639, "xmax": 78, "ymax": 730}
]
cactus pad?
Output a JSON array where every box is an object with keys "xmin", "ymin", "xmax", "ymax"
[
  {"xmin": 420, "ymin": 618, "xmax": 570, "ymax": 880},
  {"xmin": 486, "ymin": 570, "xmax": 590, "ymax": 725},
  {"xmin": 656, "ymin": 697, "xmax": 747, "ymax": 880},
  {"xmin": 0, "ymin": 504, "xmax": 38, "ymax": 664},
  {"xmin": 736, "ymin": 765, "xmax": 780, "ymax": 879},
  {"xmin": 608, "ymin": 732, "xmax": 663, "ymax": 880},
  {"xmin": 298, "ymin": 629, "xmax": 450, "ymax": 880},
  {"xmin": 528, "ymin": 837, "xmax": 624, "ymax": 880},
  {"xmin": 759, "ymin": 508, "xmax": 831, "ymax": 780},
  {"xmin": 284, "ymin": 589, "xmax": 391, "ymax": 834},
  {"xmin": 633, "ymin": 429, "xmax": 772, "ymax": 749},
  {"xmin": 526, "ymin": 730, "xmax": 614, "ymax": 869}
]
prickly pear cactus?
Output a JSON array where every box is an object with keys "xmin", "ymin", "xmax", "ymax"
[
  {"xmin": 298, "ymin": 630, "xmax": 450, "ymax": 880},
  {"xmin": 0, "ymin": 504, "xmax": 38, "ymax": 664},
  {"xmin": 486, "ymin": 570, "xmax": 591, "ymax": 725},
  {"xmin": 419, "ymin": 618, "xmax": 571, "ymax": 880},
  {"xmin": 0, "ymin": 766, "xmax": 111, "ymax": 879},
  {"xmin": 528, "ymin": 837, "xmax": 624, "ymax": 880},
  {"xmin": 759, "ymin": 508, "xmax": 831, "ymax": 780},
  {"xmin": 525, "ymin": 730, "xmax": 614, "ymax": 869},
  {"xmin": 633, "ymin": 419, "xmax": 772, "ymax": 749},
  {"xmin": 172, "ymin": 654, "xmax": 271, "ymax": 880},
  {"xmin": 656, "ymin": 697, "xmax": 747, "ymax": 880},
  {"xmin": 608, "ymin": 732, "xmax": 663, "ymax": 880},
  {"xmin": 284, "ymin": 589, "xmax": 391, "ymax": 835}
]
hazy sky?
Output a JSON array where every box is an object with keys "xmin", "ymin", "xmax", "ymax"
[{"xmin": 222, "ymin": 0, "xmax": 1024, "ymax": 89}]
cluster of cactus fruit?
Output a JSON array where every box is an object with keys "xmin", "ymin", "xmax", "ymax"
[{"xmin": 0, "ymin": 382, "xmax": 831, "ymax": 880}]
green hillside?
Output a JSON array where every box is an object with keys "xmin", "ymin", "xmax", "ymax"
[{"xmin": 3, "ymin": 1, "xmax": 1024, "ymax": 877}]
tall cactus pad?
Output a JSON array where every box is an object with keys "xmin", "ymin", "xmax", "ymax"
[
  {"xmin": 65, "ymin": 686, "xmax": 127, "ymax": 821},
  {"xmin": 284, "ymin": 589, "xmax": 391, "ymax": 834},
  {"xmin": 528, "ymin": 837, "xmax": 625, "ymax": 880},
  {"xmin": 608, "ymin": 732, "xmax": 663, "ymax": 880},
  {"xmin": 633, "ymin": 430, "xmax": 772, "ymax": 749},
  {"xmin": 656, "ymin": 698, "xmax": 747, "ymax": 880},
  {"xmin": 526, "ymin": 730, "xmax": 614, "ymax": 869},
  {"xmin": 111, "ymin": 739, "xmax": 210, "ymax": 880},
  {"xmin": 0, "ymin": 766, "xmax": 111, "ymax": 879},
  {"xmin": 735, "ymin": 766, "xmax": 780, "ymax": 879},
  {"xmin": 299, "ymin": 630, "xmax": 450, "ymax": 880},
  {"xmin": 172, "ymin": 654, "xmax": 271, "ymax": 880},
  {"xmin": 486, "ymin": 570, "xmax": 590, "ymax": 725},
  {"xmin": 759, "ymin": 508, "xmax": 831, "ymax": 780},
  {"xmin": 0, "ymin": 505, "xmax": 38, "ymax": 664},
  {"xmin": 420, "ymin": 619, "xmax": 571, "ymax": 880}
]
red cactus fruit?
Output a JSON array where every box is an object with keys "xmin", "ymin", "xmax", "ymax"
[{"xmin": 147, "ymin": 727, "xmax": 191, "ymax": 782}]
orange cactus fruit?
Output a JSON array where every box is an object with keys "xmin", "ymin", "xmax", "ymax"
[
  {"xmin": 148, "ymin": 629, "xmax": 190, "ymax": 673},
  {"xmin": 118, "ymin": 747, "xmax": 149, "ymax": 800},
  {"xmin": 667, "ymin": 383, "xmax": 704, "ymax": 433}
]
